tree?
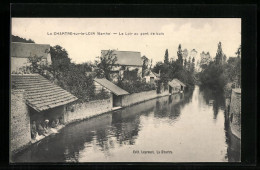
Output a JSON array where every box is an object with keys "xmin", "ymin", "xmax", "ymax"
[
  {"xmin": 184, "ymin": 58, "xmax": 187, "ymax": 69},
  {"xmin": 223, "ymin": 54, "xmax": 227, "ymax": 63},
  {"xmin": 141, "ymin": 55, "xmax": 149, "ymax": 77},
  {"xmin": 235, "ymin": 45, "xmax": 241, "ymax": 58},
  {"xmin": 95, "ymin": 50, "xmax": 118, "ymax": 80},
  {"xmin": 215, "ymin": 42, "xmax": 224, "ymax": 65},
  {"xmin": 176, "ymin": 44, "xmax": 183, "ymax": 66},
  {"xmin": 164, "ymin": 49, "xmax": 169, "ymax": 64},
  {"xmin": 199, "ymin": 61, "xmax": 227, "ymax": 90},
  {"xmin": 187, "ymin": 56, "xmax": 191, "ymax": 71},
  {"xmin": 12, "ymin": 35, "xmax": 35, "ymax": 43},
  {"xmin": 50, "ymin": 45, "xmax": 71, "ymax": 79},
  {"xmin": 190, "ymin": 57, "xmax": 195, "ymax": 73}
]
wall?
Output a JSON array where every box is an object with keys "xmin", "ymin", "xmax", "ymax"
[
  {"xmin": 10, "ymin": 90, "xmax": 31, "ymax": 154},
  {"xmin": 122, "ymin": 90, "xmax": 169, "ymax": 107},
  {"xmin": 11, "ymin": 57, "xmax": 29, "ymax": 73},
  {"xmin": 229, "ymin": 89, "xmax": 241, "ymax": 139},
  {"xmin": 63, "ymin": 96, "xmax": 113, "ymax": 124}
]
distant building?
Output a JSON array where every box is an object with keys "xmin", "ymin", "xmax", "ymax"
[
  {"xmin": 143, "ymin": 71, "xmax": 160, "ymax": 84},
  {"xmin": 101, "ymin": 50, "xmax": 143, "ymax": 82},
  {"xmin": 168, "ymin": 79, "xmax": 186, "ymax": 94},
  {"xmin": 11, "ymin": 42, "xmax": 52, "ymax": 73},
  {"xmin": 190, "ymin": 49, "xmax": 198, "ymax": 59},
  {"xmin": 200, "ymin": 51, "xmax": 212, "ymax": 70}
]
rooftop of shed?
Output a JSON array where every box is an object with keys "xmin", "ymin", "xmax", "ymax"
[
  {"xmin": 11, "ymin": 74, "xmax": 78, "ymax": 112},
  {"xmin": 169, "ymin": 79, "xmax": 186, "ymax": 87},
  {"xmin": 94, "ymin": 78, "xmax": 129, "ymax": 96}
]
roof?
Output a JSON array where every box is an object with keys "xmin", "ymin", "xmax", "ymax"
[
  {"xmin": 11, "ymin": 42, "xmax": 50, "ymax": 59},
  {"xmin": 94, "ymin": 78, "xmax": 129, "ymax": 96},
  {"xmin": 101, "ymin": 50, "xmax": 142, "ymax": 66},
  {"xmin": 144, "ymin": 71, "xmax": 158, "ymax": 78},
  {"xmin": 168, "ymin": 81, "xmax": 181, "ymax": 88},
  {"xmin": 170, "ymin": 79, "xmax": 186, "ymax": 87},
  {"xmin": 11, "ymin": 74, "xmax": 78, "ymax": 112}
]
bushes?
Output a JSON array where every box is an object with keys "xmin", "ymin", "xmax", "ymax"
[
  {"xmin": 117, "ymin": 80, "xmax": 156, "ymax": 94},
  {"xmin": 199, "ymin": 61, "xmax": 227, "ymax": 91}
]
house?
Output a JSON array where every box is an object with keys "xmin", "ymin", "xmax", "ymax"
[
  {"xmin": 11, "ymin": 74, "xmax": 78, "ymax": 140},
  {"xmin": 168, "ymin": 79, "xmax": 186, "ymax": 94},
  {"xmin": 101, "ymin": 50, "xmax": 143, "ymax": 82},
  {"xmin": 143, "ymin": 71, "xmax": 160, "ymax": 84},
  {"xmin": 94, "ymin": 78, "xmax": 129, "ymax": 107},
  {"xmin": 11, "ymin": 42, "xmax": 52, "ymax": 73}
]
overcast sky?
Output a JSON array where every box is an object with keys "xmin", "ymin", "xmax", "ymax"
[{"xmin": 12, "ymin": 18, "xmax": 241, "ymax": 64}]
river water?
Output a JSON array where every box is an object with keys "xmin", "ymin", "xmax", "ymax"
[{"xmin": 13, "ymin": 86, "xmax": 240, "ymax": 162}]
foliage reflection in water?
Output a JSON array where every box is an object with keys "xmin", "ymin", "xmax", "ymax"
[{"xmin": 13, "ymin": 86, "xmax": 240, "ymax": 162}]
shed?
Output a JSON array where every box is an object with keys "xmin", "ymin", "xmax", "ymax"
[
  {"xmin": 11, "ymin": 74, "xmax": 78, "ymax": 124},
  {"xmin": 168, "ymin": 79, "xmax": 186, "ymax": 94},
  {"xmin": 94, "ymin": 78, "xmax": 129, "ymax": 107}
]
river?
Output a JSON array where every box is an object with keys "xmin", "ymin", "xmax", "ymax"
[{"xmin": 12, "ymin": 86, "xmax": 240, "ymax": 162}]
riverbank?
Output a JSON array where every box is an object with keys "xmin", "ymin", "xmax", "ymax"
[
  {"xmin": 224, "ymin": 84, "xmax": 241, "ymax": 140},
  {"xmin": 13, "ymin": 86, "xmax": 240, "ymax": 162},
  {"xmin": 11, "ymin": 89, "xmax": 171, "ymax": 159}
]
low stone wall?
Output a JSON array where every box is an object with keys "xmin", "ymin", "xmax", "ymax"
[
  {"xmin": 122, "ymin": 90, "xmax": 169, "ymax": 107},
  {"xmin": 63, "ymin": 96, "xmax": 113, "ymax": 124},
  {"xmin": 229, "ymin": 89, "xmax": 241, "ymax": 139},
  {"xmin": 10, "ymin": 90, "xmax": 31, "ymax": 154}
]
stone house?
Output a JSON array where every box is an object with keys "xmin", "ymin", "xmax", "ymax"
[
  {"xmin": 11, "ymin": 42, "xmax": 52, "ymax": 73},
  {"xmin": 143, "ymin": 71, "xmax": 160, "ymax": 84},
  {"xmin": 101, "ymin": 50, "xmax": 143, "ymax": 82},
  {"xmin": 11, "ymin": 74, "xmax": 77, "ymax": 153}
]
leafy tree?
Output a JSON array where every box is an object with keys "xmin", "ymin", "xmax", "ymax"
[
  {"xmin": 164, "ymin": 49, "xmax": 169, "ymax": 64},
  {"xmin": 141, "ymin": 55, "xmax": 149, "ymax": 77},
  {"xmin": 187, "ymin": 56, "xmax": 191, "ymax": 71},
  {"xmin": 184, "ymin": 58, "xmax": 187, "ymax": 69},
  {"xmin": 95, "ymin": 50, "xmax": 118, "ymax": 80},
  {"xmin": 191, "ymin": 57, "xmax": 195, "ymax": 73},
  {"xmin": 215, "ymin": 42, "xmax": 224, "ymax": 65},
  {"xmin": 235, "ymin": 45, "xmax": 241, "ymax": 58},
  {"xmin": 199, "ymin": 61, "xmax": 227, "ymax": 90},
  {"xmin": 12, "ymin": 35, "xmax": 35, "ymax": 43},
  {"xmin": 50, "ymin": 45, "xmax": 71, "ymax": 78},
  {"xmin": 176, "ymin": 44, "xmax": 183, "ymax": 66}
]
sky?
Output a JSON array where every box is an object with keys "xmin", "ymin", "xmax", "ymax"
[{"xmin": 12, "ymin": 18, "xmax": 241, "ymax": 64}]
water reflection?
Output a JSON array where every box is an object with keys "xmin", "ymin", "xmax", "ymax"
[{"xmin": 13, "ymin": 86, "xmax": 240, "ymax": 162}]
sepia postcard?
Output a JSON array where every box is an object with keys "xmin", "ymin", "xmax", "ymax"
[{"xmin": 10, "ymin": 17, "xmax": 242, "ymax": 163}]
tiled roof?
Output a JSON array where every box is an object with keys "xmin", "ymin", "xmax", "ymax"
[
  {"xmin": 169, "ymin": 79, "xmax": 186, "ymax": 87},
  {"xmin": 94, "ymin": 78, "xmax": 129, "ymax": 96},
  {"xmin": 11, "ymin": 74, "xmax": 78, "ymax": 112},
  {"xmin": 11, "ymin": 42, "xmax": 50, "ymax": 59},
  {"xmin": 101, "ymin": 50, "xmax": 142, "ymax": 66}
]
